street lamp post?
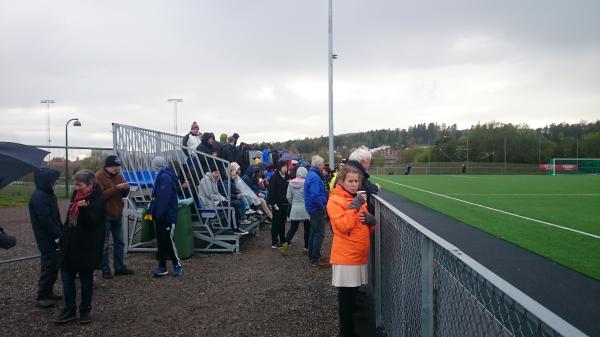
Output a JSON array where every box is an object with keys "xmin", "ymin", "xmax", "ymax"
[
  {"xmin": 65, "ymin": 118, "xmax": 81, "ymax": 197},
  {"xmin": 40, "ymin": 99, "xmax": 55, "ymax": 163},
  {"xmin": 327, "ymin": 0, "xmax": 337, "ymax": 168},
  {"xmin": 167, "ymin": 98, "xmax": 183, "ymax": 135}
]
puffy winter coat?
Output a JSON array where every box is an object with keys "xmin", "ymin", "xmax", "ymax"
[
  {"xmin": 150, "ymin": 167, "xmax": 178, "ymax": 224},
  {"xmin": 304, "ymin": 167, "xmax": 327, "ymax": 214},
  {"xmin": 29, "ymin": 168, "xmax": 63, "ymax": 254},
  {"xmin": 59, "ymin": 186, "xmax": 107, "ymax": 272},
  {"xmin": 327, "ymin": 184, "xmax": 372, "ymax": 265},
  {"xmin": 287, "ymin": 177, "xmax": 309, "ymax": 221}
]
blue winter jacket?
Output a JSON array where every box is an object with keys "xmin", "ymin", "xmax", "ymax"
[
  {"xmin": 242, "ymin": 166, "xmax": 261, "ymax": 195},
  {"xmin": 28, "ymin": 168, "xmax": 62, "ymax": 254},
  {"xmin": 304, "ymin": 167, "xmax": 327, "ymax": 214},
  {"xmin": 150, "ymin": 167, "xmax": 178, "ymax": 224}
]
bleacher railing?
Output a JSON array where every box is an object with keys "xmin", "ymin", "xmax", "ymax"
[
  {"xmin": 370, "ymin": 195, "xmax": 586, "ymax": 337},
  {"xmin": 112, "ymin": 123, "xmax": 237, "ymax": 252}
]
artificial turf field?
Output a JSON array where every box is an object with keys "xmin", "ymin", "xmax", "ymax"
[{"xmin": 372, "ymin": 175, "xmax": 600, "ymax": 280}]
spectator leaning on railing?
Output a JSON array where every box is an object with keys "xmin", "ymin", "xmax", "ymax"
[
  {"xmin": 29, "ymin": 167, "xmax": 63, "ymax": 308},
  {"xmin": 181, "ymin": 121, "xmax": 202, "ymax": 158},
  {"xmin": 327, "ymin": 164, "xmax": 376, "ymax": 337}
]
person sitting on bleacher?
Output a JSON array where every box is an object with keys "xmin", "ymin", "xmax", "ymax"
[
  {"xmin": 230, "ymin": 162, "xmax": 272, "ymax": 222},
  {"xmin": 181, "ymin": 122, "xmax": 202, "ymax": 158},
  {"xmin": 196, "ymin": 132, "xmax": 217, "ymax": 157},
  {"xmin": 198, "ymin": 166, "xmax": 248, "ymax": 235},
  {"xmin": 226, "ymin": 169, "xmax": 251, "ymax": 232}
]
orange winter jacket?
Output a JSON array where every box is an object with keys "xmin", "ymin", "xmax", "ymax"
[{"xmin": 327, "ymin": 184, "xmax": 374, "ymax": 265}]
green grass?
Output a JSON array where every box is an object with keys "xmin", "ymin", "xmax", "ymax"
[
  {"xmin": 373, "ymin": 175, "xmax": 600, "ymax": 280},
  {"xmin": 0, "ymin": 184, "xmax": 68, "ymax": 208}
]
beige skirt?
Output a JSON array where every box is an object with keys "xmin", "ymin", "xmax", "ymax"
[{"xmin": 331, "ymin": 264, "xmax": 368, "ymax": 287}]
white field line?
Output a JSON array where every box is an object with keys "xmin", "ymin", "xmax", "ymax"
[
  {"xmin": 373, "ymin": 177, "xmax": 600, "ymax": 240},
  {"xmin": 447, "ymin": 193, "xmax": 600, "ymax": 196}
]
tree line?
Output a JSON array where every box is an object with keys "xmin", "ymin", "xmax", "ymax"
[{"xmin": 253, "ymin": 121, "xmax": 600, "ymax": 165}]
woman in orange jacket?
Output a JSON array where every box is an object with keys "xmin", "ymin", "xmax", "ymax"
[{"xmin": 327, "ymin": 165, "xmax": 376, "ymax": 337}]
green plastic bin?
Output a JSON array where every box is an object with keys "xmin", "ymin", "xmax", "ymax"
[{"xmin": 174, "ymin": 199, "xmax": 194, "ymax": 259}]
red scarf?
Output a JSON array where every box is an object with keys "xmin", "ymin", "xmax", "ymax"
[{"xmin": 68, "ymin": 186, "xmax": 95, "ymax": 226}]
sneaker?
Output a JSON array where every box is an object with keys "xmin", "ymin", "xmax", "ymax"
[
  {"xmin": 263, "ymin": 218, "xmax": 272, "ymax": 224},
  {"xmin": 257, "ymin": 210, "xmax": 264, "ymax": 215},
  {"xmin": 54, "ymin": 307, "xmax": 76, "ymax": 325},
  {"xmin": 153, "ymin": 266, "xmax": 168, "ymax": 277},
  {"xmin": 79, "ymin": 306, "xmax": 92, "ymax": 324},
  {"xmin": 303, "ymin": 248, "xmax": 308, "ymax": 255},
  {"xmin": 239, "ymin": 219, "xmax": 252, "ymax": 225},
  {"xmin": 102, "ymin": 271, "xmax": 113, "ymax": 279},
  {"xmin": 36, "ymin": 299, "xmax": 55, "ymax": 308},
  {"xmin": 233, "ymin": 228, "xmax": 249, "ymax": 235},
  {"xmin": 279, "ymin": 242, "xmax": 289, "ymax": 257},
  {"xmin": 271, "ymin": 244, "xmax": 280, "ymax": 249},
  {"xmin": 114, "ymin": 268, "xmax": 134, "ymax": 276},
  {"xmin": 172, "ymin": 265, "xmax": 183, "ymax": 277},
  {"xmin": 245, "ymin": 209, "xmax": 257, "ymax": 215}
]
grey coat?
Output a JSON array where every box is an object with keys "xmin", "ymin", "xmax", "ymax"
[{"xmin": 286, "ymin": 178, "xmax": 310, "ymax": 221}]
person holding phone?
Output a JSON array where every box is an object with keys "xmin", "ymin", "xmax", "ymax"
[{"xmin": 326, "ymin": 164, "xmax": 377, "ymax": 337}]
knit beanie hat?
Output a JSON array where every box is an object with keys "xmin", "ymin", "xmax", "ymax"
[
  {"xmin": 105, "ymin": 155, "xmax": 121, "ymax": 167},
  {"xmin": 191, "ymin": 121, "xmax": 199, "ymax": 130},
  {"xmin": 152, "ymin": 156, "xmax": 167, "ymax": 172}
]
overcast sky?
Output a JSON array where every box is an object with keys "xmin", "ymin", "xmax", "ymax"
[{"xmin": 1, "ymin": 0, "xmax": 599, "ymax": 147}]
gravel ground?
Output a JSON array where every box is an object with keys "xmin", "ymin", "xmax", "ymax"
[{"xmin": 0, "ymin": 204, "xmax": 339, "ymax": 337}]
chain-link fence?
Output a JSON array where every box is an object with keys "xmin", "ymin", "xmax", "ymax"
[{"xmin": 370, "ymin": 195, "xmax": 587, "ymax": 337}]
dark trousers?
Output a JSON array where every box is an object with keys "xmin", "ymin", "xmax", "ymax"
[
  {"xmin": 338, "ymin": 286, "xmax": 359, "ymax": 337},
  {"xmin": 308, "ymin": 208, "xmax": 326, "ymax": 262},
  {"xmin": 285, "ymin": 220, "xmax": 310, "ymax": 248},
  {"xmin": 271, "ymin": 204, "xmax": 288, "ymax": 245},
  {"xmin": 230, "ymin": 199, "xmax": 243, "ymax": 228},
  {"xmin": 37, "ymin": 250, "xmax": 59, "ymax": 300},
  {"xmin": 61, "ymin": 269, "xmax": 93, "ymax": 310},
  {"xmin": 155, "ymin": 218, "xmax": 180, "ymax": 267}
]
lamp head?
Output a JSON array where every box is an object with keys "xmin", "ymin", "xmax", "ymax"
[{"xmin": 74, "ymin": 120, "xmax": 81, "ymax": 127}]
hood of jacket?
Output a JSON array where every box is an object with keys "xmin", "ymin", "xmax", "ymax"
[
  {"xmin": 244, "ymin": 165, "xmax": 258, "ymax": 178},
  {"xmin": 289, "ymin": 178, "xmax": 305, "ymax": 189},
  {"xmin": 34, "ymin": 168, "xmax": 60, "ymax": 193}
]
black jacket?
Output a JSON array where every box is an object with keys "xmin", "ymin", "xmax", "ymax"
[
  {"xmin": 346, "ymin": 160, "xmax": 379, "ymax": 212},
  {"xmin": 221, "ymin": 143, "xmax": 237, "ymax": 163},
  {"xmin": 28, "ymin": 168, "xmax": 62, "ymax": 254},
  {"xmin": 268, "ymin": 172, "xmax": 289, "ymax": 206},
  {"xmin": 59, "ymin": 186, "xmax": 106, "ymax": 272},
  {"xmin": 236, "ymin": 146, "xmax": 250, "ymax": 174}
]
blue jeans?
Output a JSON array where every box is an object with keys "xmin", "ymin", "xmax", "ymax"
[
  {"xmin": 61, "ymin": 269, "xmax": 93, "ymax": 309},
  {"xmin": 102, "ymin": 219, "xmax": 127, "ymax": 273},
  {"xmin": 308, "ymin": 208, "xmax": 326, "ymax": 263}
]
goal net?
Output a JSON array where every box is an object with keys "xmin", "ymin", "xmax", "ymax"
[{"xmin": 546, "ymin": 158, "xmax": 600, "ymax": 175}]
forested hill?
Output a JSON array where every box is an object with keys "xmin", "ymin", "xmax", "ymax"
[{"xmin": 253, "ymin": 121, "xmax": 600, "ymax": 164}]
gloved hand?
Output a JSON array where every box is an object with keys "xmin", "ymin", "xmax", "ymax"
[
  {"xmin": 347, "ymin": 195, "xmax": 365, "ymax": 210},
  {"xmin": 360, "ymin": 212, "xmax": 377, "ymax": 226}
]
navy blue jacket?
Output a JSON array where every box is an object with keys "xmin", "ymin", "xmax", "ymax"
[
  {"xmin": 242, "ymin": 166, "xmax": 261, "ymax": 195},
  {"xmin": 28, "ymin": 168, "xmax": 62, "ymax": 254},
  {"xmin": 304, "ymin": 167, "xmax": 327, "ymax": 214},
  {"xmin": 151, "ymin": 167, "xmax": 178, "ymax": 224}
]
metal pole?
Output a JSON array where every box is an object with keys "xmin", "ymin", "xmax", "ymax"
[
  {"xmin": 428, "ymin": 137, "xmax": 431, "ymax": 175},
  {"xmin": 167, "ymin": 98, "xmax": 183, "ymax": 136},
  {"xmin": 466, "ymin": 136, "xmax": 469, "ymax": 173},
  {"xmin": 41, "ymin": 99, "xmax": 55, "ymax": 163},
  {"xmin": 420, "ymin": 236, "xmax": 434, "ymax": 337},
  {"xmin": 65, "ymin": 118, "xmax": 79, "ymax": 197},
  {"xmin": 327, "ymin": 0, "xmax": 335, "ymax": 168},
  {"xmin": 374, "ymin": 199, "xmax": 383, "ymax": 328},
  {"xmin": 504, "ymin": 137, "xmax": 507, "ymax": 175},
  {"xmin": 576, "ymin": 138, "xmax": 579, "ymax": 175},
  {"xmin": 538, "ymin": 138, "xmax": 541, "ymax": 164}
]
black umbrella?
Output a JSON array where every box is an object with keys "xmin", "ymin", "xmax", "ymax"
[{"xmin": 0, "ymin": 142, "xmax": 49, "ymax": 190}]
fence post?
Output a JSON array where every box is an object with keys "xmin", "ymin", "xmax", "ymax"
[
  {"xmin": 420, "ymin": 236, "xmax": 434, "ymax": 337},
  {"xmin": 374, "ymin": 199, "xmax": 383, "ymax": 328}
]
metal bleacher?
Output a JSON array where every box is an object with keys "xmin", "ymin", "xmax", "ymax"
[{"xmin": 113, "ymin": 123, "xmax": 263, "ymax": 253}]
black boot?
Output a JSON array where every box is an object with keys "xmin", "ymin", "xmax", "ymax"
[
  {"xmin": 79, "ymin": 305, "xmax": 92, "ymax": 324},
  {"xmin": 54, "ymin": 307, "xmax": 76, "ymax": 325}
]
